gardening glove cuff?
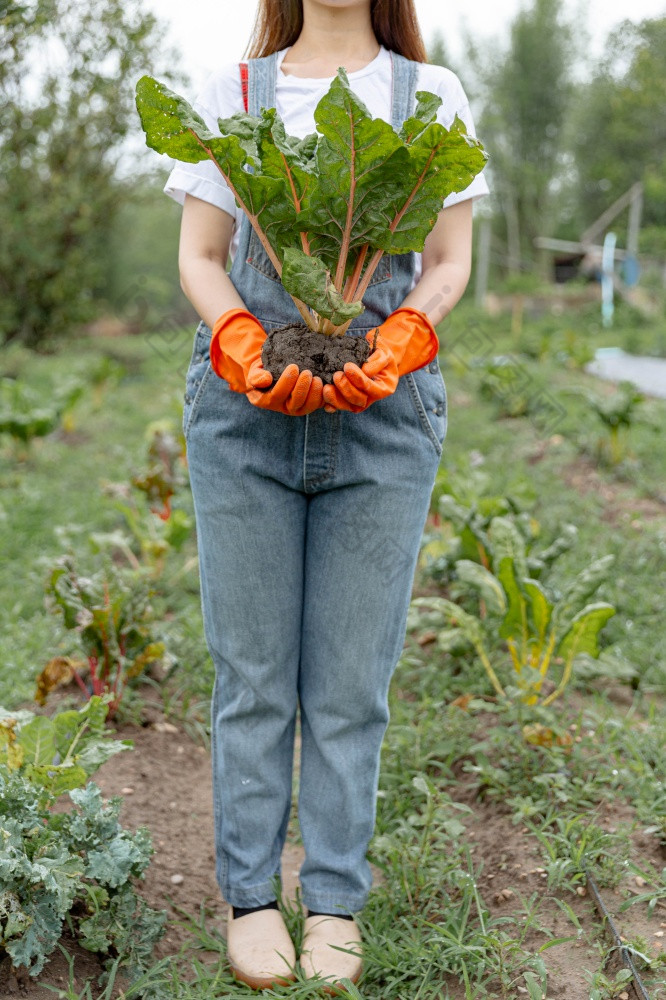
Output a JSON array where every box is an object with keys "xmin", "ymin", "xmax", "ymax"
[
  {"xmin": 210, "ymin": 308, "xmax": 267, "ymax": 393},
  {"xmin": 369, "ymin": 307, "xmax": 439, "ymax": 377}
]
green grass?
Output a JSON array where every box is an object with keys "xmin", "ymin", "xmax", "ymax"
[{"xmin": 1, "ymin": 305, "xmax": 665, "ymax": 998}]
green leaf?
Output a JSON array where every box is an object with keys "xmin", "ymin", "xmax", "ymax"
[
  {"xmin": 411, "ymin": 596, "xmax": 485, "ymax": 648},
  {"xmin": 85, "ymin": 835, "xmax": 149, "ymax": 888},
  {"xmin": 281, "ymin": 248, "xmax": 364, "ymax": 325},
  {"xmin": 24, "ymin": 762, "xmax": 88, "ymax": 795},
  {"xmin": 256, "ymin": 108, "xmax": 316, "ymax": 206},
  {"xmin": 455, "ymin": 559, "xmax": 507, "ymax": 615},
  {"xmin": 551, "ymin": 554, "xmax": 615, "ymax": 636},
  {"xmin": 399, "ymin": 90, "xmax": 443, "ymax": 143},
  {"xmin": 135, "ymin": 76, "xmax": 216, "ymax": 163},
  {"xmin": 216, "ymin": 111, "xmax": 262, "ymax": 160},
  {"xmin": 16, "ymin": 716, "xmax": 57, "ymax": 768},
  {"xmin": 496, "ymin": 557, "xmax": 526, "ymax": 641},
  {"xmin": 303, "ymin": 69, "xmax": 408, "ymax": 272},
  {"xmin": 489, "ymin": 516, "xmax": 529, "ymax": 580},
  {"xmin": 556, "ymin": 603, "xmax": 616, "ymax": 662},
  {"xmin": 523, "ymin": 578, "xmax": 553, "ymax": 645},
  {"xmin": 136, "ymin": 77, "xmax": 296, "ymax": 262},
  {"xmin": 376, "ymin": 115, "xmax": 488, "ymax": 254}
]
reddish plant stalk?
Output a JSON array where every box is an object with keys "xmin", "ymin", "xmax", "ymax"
[{"xmin": 333, "ymin": 107, "xmax": 357, "ymax": 292}]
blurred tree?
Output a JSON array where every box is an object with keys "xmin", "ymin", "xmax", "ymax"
[
  {"xmin": 102, "ymin": 179, "xmax": 196, "ymax": 332},
  {"xmin": 427, "ymin": 30, "xmax": 456, "ymax": 72},
  {"xmin": 466, "ymin": 0, "xmax": 576, "ymax": 275},
  {"xmin": 569, "ymin": 17, "xmax": 666, "ymax": 232},
  {"xmin": 0, "ymin": 0, "xmax": 183, "ymax": 349}
]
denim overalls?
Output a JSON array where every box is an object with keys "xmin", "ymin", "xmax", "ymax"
[{"xmin": 182, "ymin": 50, "xmax": 448, "ymax": 914}]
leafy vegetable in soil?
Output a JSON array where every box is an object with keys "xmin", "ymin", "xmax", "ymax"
[
  {"xmin": 0, "ymin": 698, "xmax": 166, "ymax": 983},
  {"xmin": 136, "ymin": 69, "xmax": 488, "ymax": 372}
]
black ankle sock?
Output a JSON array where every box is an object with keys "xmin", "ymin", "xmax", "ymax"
[
  {"xmin": 307, "ymin": 909, "xmax": 354, "ymax": 921},
  {"xmin": 232, "ymin": 900, "xmax": 279, "ymax": 919}
]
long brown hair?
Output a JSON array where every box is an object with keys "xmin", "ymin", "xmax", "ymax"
[{"xmin": 244, "ymin": 0, "xmax": 429, "ymax": 63}]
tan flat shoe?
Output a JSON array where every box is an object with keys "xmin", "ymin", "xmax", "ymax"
[
  {"xmin": 300, "ymin": 914, "xmax": 363, "ymax": 990},
  {"xmin": 226, "ymin": 905, "xmax": 296, "ymax": 989}
]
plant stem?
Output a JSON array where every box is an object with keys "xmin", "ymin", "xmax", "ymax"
[
  {"xmin": 344, "ymin": 245, "xmax": 369, "ymax": 303},
  {"xmin": 473, "ymin": 641, "xmax": 506, "ymax": 698}
]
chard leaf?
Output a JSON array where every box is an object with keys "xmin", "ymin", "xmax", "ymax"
[
  {"xmin": 303, "ymin": 69, "xmax": 407, "ymax": 275},
  {"xmin": 551, "ymin": 554, "xmax": 615, "ymax": 636},
  {"xmin": 523, "ymin": 578, "xmax": 553, "ymax": 645},
  {"xmin": 25, "ymin": 763, "xmax": 88, "ymax": 795},
  {"xmin": 135, "ymin": 76, "xmax": 216, "ymax": 163},
  {"xmin": 377, "ymin": 115, "xmax": 488, "ymax": 254},
  {"xmin": 490, "ymin": 516, "xmax": 529, "ymax": 581},
  {"xmin": 136, "ymin": 77, "xmax": 295, "ymax": 265},
  {"xmin": 455, "ymin": 559, "xmax": 507, "ymax": 616},
  {"xmin": 216, "ymin": 111, "xmax": 262, "ymax": 159},
  {"xmin": 556, "ymin": 603, "xmax": 616, "ymax": 662},
  {"xmin": 282, "ymin": 248, "xmax": 364, "ymax": 326},
  {"xmin": 16, "ymin": 716, "xmax": 56, "ymax": 768},
  {"xmin": 497, "ymin": 556, "xmax": 527, "ymax": 641},
  {"xmin": 399, "ymin": 90, "xmax": 443, "ymax": 143},
  {"xmin": 411, "ymin": 596, "xmax": 485, "ymax": 648},
  {"xmin": 255, "ymin": 109, "xmax": 317, "ymax": 243}
]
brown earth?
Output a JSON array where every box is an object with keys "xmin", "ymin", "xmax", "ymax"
[{"xmin": 260, "ymin": 325, "xmax": 371, "ymax": 385}]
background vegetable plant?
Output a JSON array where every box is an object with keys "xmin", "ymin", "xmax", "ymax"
[
  {"xmin": 0, "ymin": 698, "xmax": 166, "ymax": 982},
  {"xmin": 37, "ymin": 555, "xmax": 166, "ymax": 716},
  {"xmin": 413, "ymin": 516, "xmax": 616, "ymax": 709}
]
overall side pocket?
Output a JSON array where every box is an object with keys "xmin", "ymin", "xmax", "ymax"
[
  {"xmin": 183, "ymin": 321, "xmax": 213, "ymax": 439},
  {"xmin": 404, "ymin": 358, "xmax": 448, "ymax": 457}
]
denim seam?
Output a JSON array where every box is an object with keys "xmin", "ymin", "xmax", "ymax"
[
  {"xmin": 302, "ymin": 412, "xmax": 340, "ymax": 489},
  {"xmin": 404, "ymin": 372, "xmax": 443, "ymax": 457}
]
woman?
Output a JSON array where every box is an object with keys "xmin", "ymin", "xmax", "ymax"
[{"xmin": 164, "ymin": 0, "xmax": 489, "ymax": 990}]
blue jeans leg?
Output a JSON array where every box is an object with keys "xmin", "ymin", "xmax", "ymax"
[
  {"xmin": 297, "ymin": 451, "xmax": 438, "ymax": 914},
  {"xmin": 188, "ymin": 395, "xmax": 307, "ymax": 906}
]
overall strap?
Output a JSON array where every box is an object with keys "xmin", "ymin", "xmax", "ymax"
[
  {"xmin": 246, "ymin": 52, "xmax": 278, "ymax": 116},
  {"xmin": 389, "ymin": 51, "xmax": 419, "ymax": 129},
  {"xmin": 240, "ymin": 62, "xmax": 249, "ymax": 112}
]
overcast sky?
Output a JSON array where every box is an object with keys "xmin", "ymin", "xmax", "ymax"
[{"xmin": 144, "ymin": 0, "xmax": 666, "ymax": 96}]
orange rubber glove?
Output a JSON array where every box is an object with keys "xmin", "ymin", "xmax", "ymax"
[
  {"xmin": 210, "ymin": 308, "xmax": 324, "ymax": 416},
  {"xmin": 209, "ymin": 308, "xmax": 268, "ymax": 393},
  {"xmin": 322, "ymin": 307, "xmax": 439, "ymax": 413},
  {"xmin": 246, "ymin": 359, "xmax": 324, "ymax": 416},
  {"xmin": 322, "ymin": 341, "xmax": 399, "ymax": 413}
]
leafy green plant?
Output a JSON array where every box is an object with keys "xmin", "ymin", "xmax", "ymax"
[
  {"xmin": 563, "ymin": 379, "xmax": 646, "ymax": 466},
  {"xmin": 135, "ymin": 70, "xmax": 487, "ymax": 335},
  {"xmin": 37, "ymin": 554, "xmax": 166, "ymax": 715},
  {"xmin": 0, "ymin": 376, "xmax": 85, "ymax": 457},
  {"xmin": 0, "ymin": 697, "xmax": 166, "ymax": 982},
  {"xmin": 413, "ymin": 516, "xmax": 616, "ymax": 707},
  {"xmin": 420, "ymin": 463, "xmax": 577, "ymax": 589},
  {"xmin": 475, "ymin": 356, "xmax": 551, "ymax": 420},
  {"xmin": 130, "ymin": 422, "xmax": 187, "ymax": 521}
]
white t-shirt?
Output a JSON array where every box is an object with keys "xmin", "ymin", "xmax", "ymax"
[{"xmin": 164, "ymin": 46, "xmax": 490, "ymax": 285}]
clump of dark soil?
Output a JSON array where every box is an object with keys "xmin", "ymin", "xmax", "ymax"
[{"xmin": 260, "ymin": 324, "xmax": 372, "ymax": 385}]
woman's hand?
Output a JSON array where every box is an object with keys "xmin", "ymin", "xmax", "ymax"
[
  {"xmin": 246, "ymin": 358, "xmax": 325, "ymax": 416},
  {"xmin": 322, "ymin": 342, "xmax": 399, "ymax": 413},
  {"xmin": 322, "ymin": 308, "xmax": 439, "ymax": 413}
]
